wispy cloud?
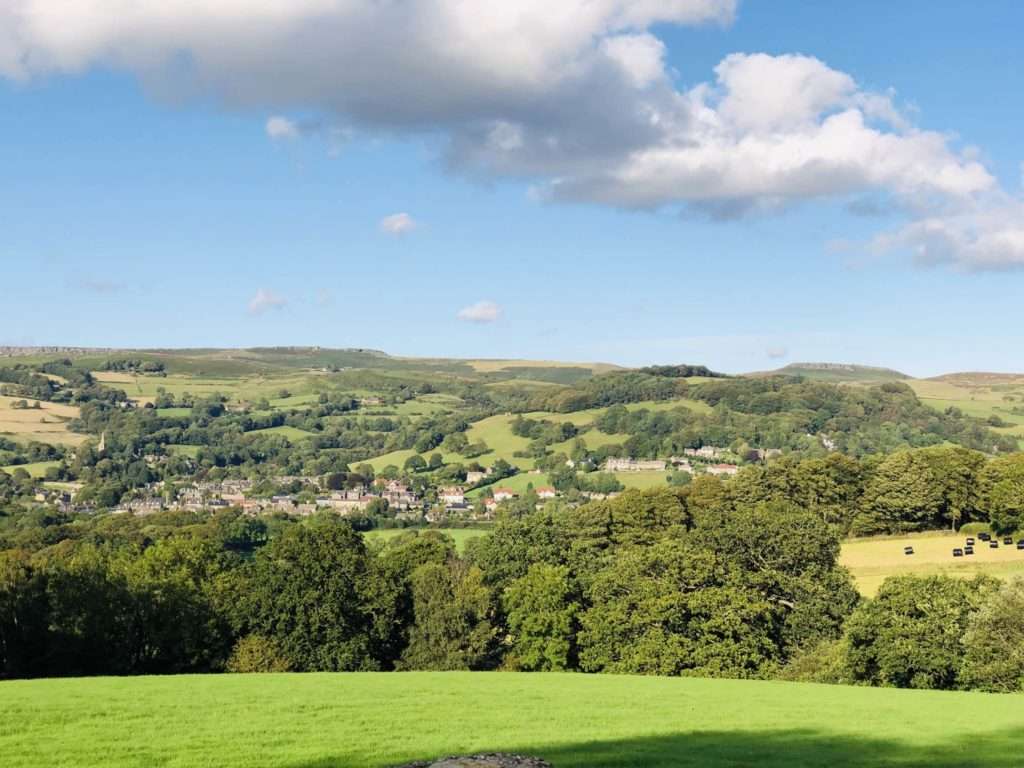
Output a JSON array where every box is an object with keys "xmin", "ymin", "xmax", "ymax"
[
  {"xmin": 265, "ymin": 116, "xmax": 300, "ymax": 140},
  {"xmin": 766, "ymin": 346, "xmax": 789, "ymax": 360},
  {"xmin": 247, "ymin": 288, "xmax": 287, "ymax": 315},
  {"xmin": 457, "ymin": 300, "xmax": 502, "ymax": 324},
  {"xmin": 75, "ymin": 278, "xmax": 126, "ymax": 295},
  {"xmin": 379, "ymin": 212, "xmax": 417, "ymax": 236}
]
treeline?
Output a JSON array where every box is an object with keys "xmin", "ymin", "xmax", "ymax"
[
  {"xmin": 787, "ymin": 574, "xmax": 1024, "ymax": 693},
  {"xmin": 527, "ymin": 375, "xmax": 1014, "ymax": 457},
  {"xmin": 0, "ymin": 363, "xmax": 127, "ymax": 406},
  {"xmin": 639, "ymin": 364, "xmax": 726, "ymax": 378},
  {"xmin": 3, "ymin": 489, "xmax": 1021, "ymax": 692},
  {"xmin": 0, "ymin": 489, "xmax": 855, "ymax": 680},
  {"xmin": 100, "ymin": 358, "xmax": 166, "ymax": 374},
  {"xmin": 725, "ymin": 447, "xmax": 1024, "ymax": 535}
]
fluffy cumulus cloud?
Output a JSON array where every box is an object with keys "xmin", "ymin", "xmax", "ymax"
[
  {"xmin": 457, "ymin": 300, "xmax": 503, "ymax": 324},
  {"xmin": 247, "ymin": 288, "xmax": 287, "ymax": 316},
  {"xmin": 379, "ymin": 212, "xmax": 417, "ymax": 236},
  {"xmin": 0, "ymin": 0, "xmax": 1020, "ymax": 270}
]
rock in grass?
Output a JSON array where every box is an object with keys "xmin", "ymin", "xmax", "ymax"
[{"xmin": 394, "ymin": 754, "xmax": 552, "ymax": 768}]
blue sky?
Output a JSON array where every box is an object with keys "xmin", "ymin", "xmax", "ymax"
[{"xmin": 1, "ymin": 1, "xmax": 1022, "ymax": 376}]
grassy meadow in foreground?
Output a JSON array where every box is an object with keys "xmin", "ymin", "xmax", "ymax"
[{"xmin": 2, "ymin": 672, "xmax": 1024, "ymax": 768}]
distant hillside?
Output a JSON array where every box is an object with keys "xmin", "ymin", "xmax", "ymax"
[
  {"xmin": 0, "ymin": 346, "xmax": 619, "ymax": 385},
  {"xmin": 750, "ymin": 362, "xmax": 910, "ymax": 383},
  {"xmin": 928, "ymin": 371, "xmax": 1024, "ymax": 387}
]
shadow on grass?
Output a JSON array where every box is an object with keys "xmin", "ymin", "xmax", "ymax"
[{"xmin": 292, "ymin": 728, "xmax": 1024, "ymax": 768}]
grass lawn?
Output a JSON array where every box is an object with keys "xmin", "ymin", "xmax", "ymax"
[
  {"xmin": 166, "ymin": 444, "xmax": 202, "ymax": 458},
  {"xmin": 0, "ymin": 460, "xmax": 60, "ymax": 478},
  {"xmin": 614, "ymin": 470, "xmax": 672, "ymax": 490},
  {"xmin": 246, "ymin": 425, "xmax": 317, "ymax": 442},
  {"xmin": 363, "ymin": 527, "xmax": 487, "ymax": 551},
  {"xmin": 2, "ymin": 672, "xmax": 1023, "ymax": 767},
  {"xmin": 840, "ymin": 530, "xmax": 1024, "ymax": 596},
  {"xmin": 155, "ymin": 407, "xmax": 192, "ymax": 418}
]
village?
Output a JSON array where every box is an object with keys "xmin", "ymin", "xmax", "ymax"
[{"xmin": 27, "ymin": 446, "xmax": 745, "ymax": 522}]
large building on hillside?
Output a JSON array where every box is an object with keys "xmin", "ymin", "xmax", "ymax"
[{"xmin": 602, "ymin": 458, "xmax": 666, "ymax": 472}]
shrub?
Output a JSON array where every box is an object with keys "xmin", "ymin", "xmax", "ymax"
[
  {"xmin": 226, "ymin": 634, "xmax": 292, "ymax": 673},
  {"xmin": 777, "ymin": 639, "xmax": 848, "ymax": 684},
  {"xmin": 959, "ymin": 578, "xmax": 1024, "ymax": 692}
]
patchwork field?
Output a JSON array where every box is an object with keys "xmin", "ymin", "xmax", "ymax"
[
  {"xmin": 2, "ymin": 672, "xmax": 1022, "ymax": 768},
  {"xmin": 0, "ymin": 395, "xmax": 85, "ymax": 446},
  {"xmin": 362, "ymin": 398, "xmax": 712, "ymax": 473},
  {"xmin": 93, "ymin": 371, "xmax": 328, "ymax": 408},
  {"xmin": 840, "ymin": 530, "xmax": 1024, "ymax": 596},
  {"xmin": 908, "ymin": 375, "xmax": 1024, "ymax": 448}
]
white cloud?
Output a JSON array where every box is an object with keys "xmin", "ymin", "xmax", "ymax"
[
  {"xmin": 0, "ymin": 1, "xmax": 1020, "ymax": 270},
  {"xmin": 379, "ymin": 212, "xmax": 417, "ymax": 236},
  {"xmin": 766, "ymin": 346, "xmax": 788, "ymax": 360},
  {"xmin": 600, "ymin": 34, "xmax": 666, "ymax": 89},
  {"xmin": 545, "ymin": 53, "xmax": 994, "ymax": 215},
  {"xmin": 457, "ymin": 300, "xmax": 503, "ymax": 324},
  {"xmin": 247, "ymin": 288, "xmax": 287, "ymax": 315},
  {"xmin": 869, "ymin": 199, "xmax": 1024, "ymax": 271},
  {"xmin": 265, "ymin": 115, "xmax": 299, "ymax": 140}
]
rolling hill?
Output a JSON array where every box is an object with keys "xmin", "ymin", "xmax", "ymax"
[{"xmin": 750, "ymin": 362, "xmax": 911, "ymax": 382}]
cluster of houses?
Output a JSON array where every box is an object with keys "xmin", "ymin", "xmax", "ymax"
[
  {"xmin": 426, "ymin": 484, "xmax": 557, "ymax": 521},
  {"xmin": 63, "ymin": 476, "xmax": 426, "ymax": 519},
  {"xmin": 601, "ymin": 448, "xmax": 741, "ymax": 477}
]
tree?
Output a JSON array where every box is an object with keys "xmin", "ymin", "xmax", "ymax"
[
  {"xmin": 399, "ymin": 559, "xmax": 495, "ymax": 671},
  {"xmin": 0, "ymin": 551, "xmax": 50, "ymax": 678},
  {"xmin": 502, "ymin": 564, "xmax": 578, "ymax": 671},
  {"xmin": 403, "ymin": 454, "xmax": 427, "ymax": 473},
  {"xmin": 692, "ymin": 501, "xmax": 858, "ymax": 657},
  {"xmin": 959, "ymin": 578, "xmax": 1024, "ymax": 692},
  {"xmin": 578, "ymin": 539, "xmax": 775, "ymax": 677},
  {"xmin": 844, "ymin": 575, "xmax": 999, "ymax": 689},
  {"xmin": 923, "ymin": 446, "xmax": 987, "ymax": 529},
  {"xmin": 238, "ymin": 518, "xmax": 392, "ymax": 671},
  {"xmin": 980, "ymin": 454, "xmax": 1024, "ymax": 534},
  {"xmin": 853, "ymin": 451, "xmax": 944, "ymax": 534}
]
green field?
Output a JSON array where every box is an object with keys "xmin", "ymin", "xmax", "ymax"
[
  {"xmin": 363, "ymin": 527, "xmax": 488, "ymax": 551},
  {"xmin": 0, "ymin": 460, "xmax": 59, "ymax": 478},
  {"xmin": 613, "ymin": 470, "xmax": 674, "ymax": 490},
  {"xmin": 363, "ymin": 399, "xmax": 712, "ymax": 473},
  {"xmin": 246, "ymin": 425, "xmax": 317, "ymax": 442},
  {"xmin": 1, "ymin": 672, "xmax": 1022, "ymax": 767},
  {"xmin": 840, "ymin": 530, "xmax": 1024, "ymax": 596},
  {"xmin": 166, "ymin": 444, "xmax": 202, "ymax": 458}
]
